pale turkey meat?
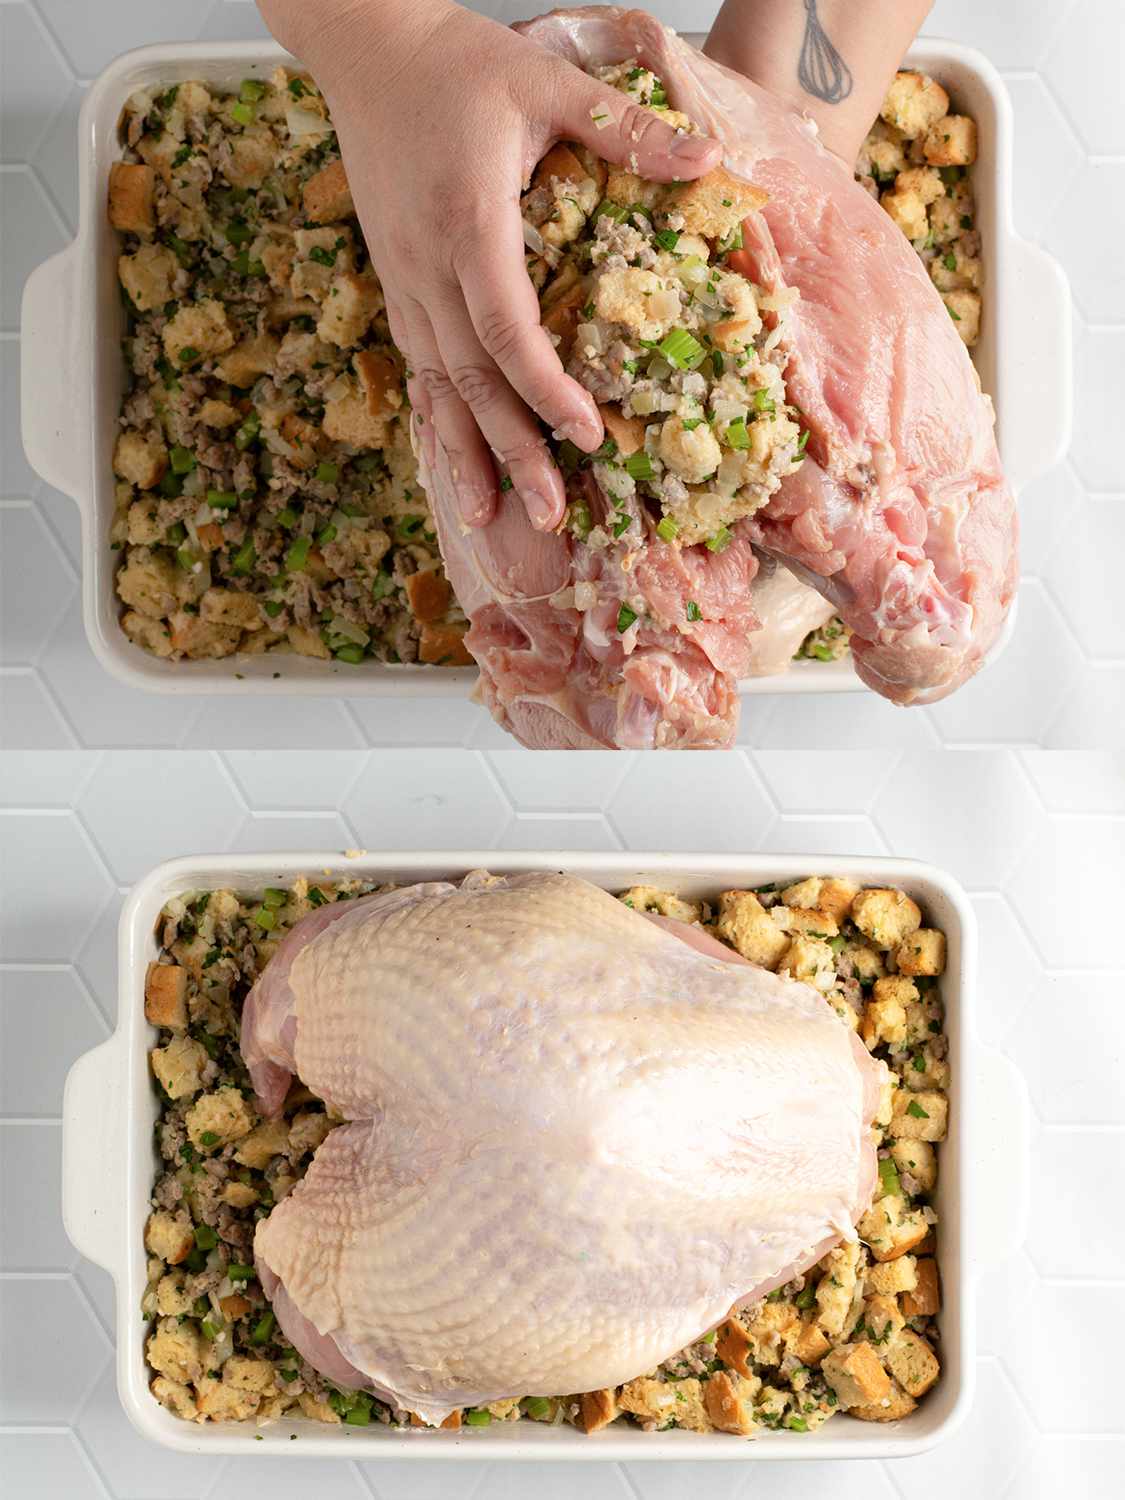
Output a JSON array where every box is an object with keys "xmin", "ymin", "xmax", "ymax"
[
  {"xmin": 241, "ymin": 871, "xmax": 885, "ymax": 1425},
  {"xmin": 423, "ymin": 7, "xmax": 1016, "ymax": 748}
]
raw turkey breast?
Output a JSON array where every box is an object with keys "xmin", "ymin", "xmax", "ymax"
[
  {"xmin": 424, "ymin": 7, "xmax": 1016, "ymax": 748},
  {"xmin": 242, "ymin": 871, "xmax": 884, "ymax": 1424}
]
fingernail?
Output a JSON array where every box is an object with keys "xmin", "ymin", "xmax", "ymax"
[
  {"xmin": 670, "ymin": 132, "xmax": 718, "ymax": 160},
  {"xmin": 555, "ymin": 416, "xmax": 601, "ymax": 451},
  {"xmin": 460, "ymin": 486, "xmax": 492, "ymax": 527},
  {"xmin": 524, "ymin": 489, "xmax": 558, "ymax": 531}
]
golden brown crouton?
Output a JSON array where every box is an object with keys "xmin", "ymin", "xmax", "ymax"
[
  {"xmin": 219, "ymin": 1292, "xmax": 252, "ymax": 1321},
  {"xmin": 168, "ymin": 610, "xmax": 242, "ymax": 661},
  {"xmin": 895, "ymin": 166, "xmax": 945, "ymax": 206},
  {"xmin": 150, "ymin": 1034, "xmax": 208, "ymax": 1100},
  {"xmin": 279, "ymin": 411, "xmax": 324, "ymax": 469},
  {"xmin": 715, "ymin": 890, "xmax": 790, "ymax": 969},
  {"xmin": 234, "ymin": 1116, "xmax": 290, "ymax": 1168},
  {"xmin": 419, "ymin": 621, "xmax": 473, "ymax": 666},
  {"xmin": 151, "ymin": 1376, "xmax": 198, "ymax": 1420},
  {"xmin": 147, "ymin": 1317, "xmax": 205, "ymax": 1384},
  {"xmin": 113, "ymin": 429, "xmax": 168, "ymax": 489},
  {"xmin": 863, "ymin": 1293, "xmax": 906, "ymax": 1347},
  {"xmin": 866, "ymin": 1255, "xmax": 918, "ymax": 1297},
  {"xmin": 214, "ymin": 331, "xmax": 280, "ymax": 387},
  {"xmin": 880, "ymin": 71, "xmax": 949, "ymax": 138},
  {"xmin": 199, "ymin": 399, "xmax": 240, "ymax": 429},
  {"xmin": 704, "ymin": 1370, "xmax": 758, "ymax": 1435},
  {"xmin": 665, "ymin": 166, "xmax": 767, "ymax": 240},
  {"xmin": 303, "ymin": 158, "xmax": 354, "ymax": 223},
  {"xmin": 577, "ymin": 1388, "xmax": 618, "ymax": 1433},
  {"xmin": 890, "ymin": 1137, "xmax": 937, "ymax": 1193},
  {"xmin": 717, "ymin": 1315, "xmax": 754, "ymax": 1378},
  {"xmin": 881, "ymin": 188, "xmax": 928, "ymax": 241},
  {"xmin": 317, "ymin": 270, "xmax": 382, "ymax": 347},
  {"xmin": 902, "ymin": 1257, "xmax": 941, "ymax": 1318},
  {"xmin": 287, "ymin": 623, "xmax": 331, "ymax": 659},
  {"xmin": 221, "ymin": 1179, "xmax": 259, "ymax": 1209},
  {"xmin": 849, "ymin": 1378, "xmax": 917, "ymax": 1422},
  {"xmin": 118, "ymin": 243, "xmax": 178, "ymax": 311},
  {"xmin": 885, "ymin": 1330, "xmax": 940, "ymax": 1397},
  {"xmin": 322, "ymin": 380, "xmax": 392, "ymax": 450},
  {"xmin": 199, "ymin": 588, "xmax": 261, "ymax": 632},
  {"xmin": 858, "ymin": 1192, "xmax": 929, "ymax": 1263},
  {"xmin": 619, "ymin": 1376, "xmax": 709, "ymax": 1432},
  {"xmin": 121, "ymin": 611, "xmax": 174, "ymax": 657},
  {"xmin": 791, "ymin": 1317, "xmax": 832, "ymax": 1366},
  {"xmin": 822, "ymin": 1342, "xmax": 892, "ymax": 1409},
  {"xmin": 162, "ymin": 298, "xmax": 235, "ymax": 367},
  {"xmin": 781, "ymin": 935, "xmax": 837, "ymax": 993},
  {"xmin": 815, "ymin": 1240, "xmax": 861, "ymax": 1337},
  {"xmin": 298, "ymin": 1390, "xmax": 342, "ymax": 1423},
  {"xmin": 942, "ymin": 289, "xmax": 981, "ymax": 346},
  {"xmin": 620, "ymin": 886, "xmax": 704, "ymax": 923},
  {"xmin": 144, "ymin": 962, "xmax": 189, "ymax": 1029},
  {"xmin": 851, "ymin": 889, "xmax": 922, "ymax": 949},
  {"xmin": 535, "ymin": 143, "xmax": 590, "ymax": 189},
  {"xmin": 890, "ymin": 1089, "xmax": 948, "ymax": 1143},
  {"xmin": 108, "ymin": 161, "xmax": 156, "ymax": 234},
  {"xmin": 598, "ymin": 402, "xmax": 647, "ymax": 456},
  {"xmin": 404, "ymin": 568, "xmax": 452, "ymax": 624},
  {"xmin": 144, "ymin": 1210, "xmax": 194, "ymax": 1266},
  {"xmin": 184, "ymin": 1086, "xmax": 254, "ymax": 1150},
  {"xmin": 354, "ymin": 349, "xmax": 403, "ymax": 417},
  {"xmin": 222, "ymin": 130, "xmax": 276, "ymax": 189},
  {"xmin": 862, "ymin": 992, "xmax": 909, "ymax": 1049},
  {"xmin": 771, "ymin": 905, "xmax": 839, "ymax": 939},
  {"xmin": 923, "ymin": 115, "xmax": 977, "ymax": 167},
  {"xmin": 604, "ymin": 166, "xmax": 662, "ymax": 210}
]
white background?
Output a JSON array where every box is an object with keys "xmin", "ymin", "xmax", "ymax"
[
  {"xmin": 1, "ymin": 0, "xmax": 1123, "ymax": 749},
  {"xmin": 1, "ymin": 747, "xmax": 1124, "ymax": 1498}
]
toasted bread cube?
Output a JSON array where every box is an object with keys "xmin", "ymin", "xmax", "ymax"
[
  {"xmin": 605, "ymin": 166, "xmax": 662, "ymax": 210},
  {"xmin": 704, "ymin": 1370, "xmax": 758, "ymax": 1434},
  {"xmin": 541, "ymin": 277, "xmax": 589, "ymax": 358},
  {"xmin": 222, "ymin": 130, "xmax": 276, "ymax": 189},
  {"xmin": 863, "ymin": 1293, "xmax": 905, "ymax": 1347},
  {"xmin": 715, "ymin": 890, "xmax": 790, "ymax": 969},
  {"xmin": 108, "ymin": 161, "xmax": 156, "ymax": 235},
  {"xmin": 885, "ymin": 1330, "xmax": 939, "ymax": 1397},
  {"xmin": 287, "ymin": 623, "xmax": 331, "ymax": 659},
  {"xmin": 404, "ymin": 568, "xmax": 452, "ymax": 624},
  {"xmin": 781, "ymin": 876, "xmax": 821, "ymax": 908},
  {"xmin": 791, "ymin": 1317, "xmax": 831, "ymax": 1366},
  {"xmin": 147, "ymin": 1316, "xmax": 205, "ymax": 1383},
  {"xmin": 317, "ymin": 270, "xmax": 382, "ymax": 347},
  {"xmin": 234, "ymin": 1116, "xmax": 290, "ymax": 1168},
  {"xmin": 578, "ymin": 1388, "xmax": 618, "ymax": 1433},
  {"xmin": 322, "ymin": 380, "xmax": 392, "ymax": 450},
  {"xmin": 620, "ymin": 886, "xmax": 703, "ymax": 924},
  {"xmin": 902, "ymin": 1257, "xmax": 941, "ymax": 1319},
  {"xmin": 354, "ymin": 349, "xmax": 403, "ymax": 417},
  {"xmin": 168, "ymin": 610, "xmax": 242, "ymax": 660},
  {"xmin": 535, "ymin": 143, "xmax": 591, "ymax": 189},
  {"xmin": 815, "ymin": 1240, "xmax": 861, "ymax": 1337},
  {"xmin": 890, "ymin": 1089, "xmax": 948, "ymax": 1142},
  {"xmin": 162, "ymin": 298, "xmax": 235, "ymax": 369},
  {"xmin": 199, "ymin": 399, "xmax": 240, "ymax": 429},
  {"xmin": 419, "ymin": 621, "xmax": 473, "ymax": 666},
  {"xmin": 215, "ymin": 331, "xmax": 280, "ymax": 387},
  {"xmin": 862, "ymin": 989, "xmax": 909, "ymax": 1049},
  {"xmin": 858, "ymin": 1192, "xmax": 929, "ymax": 1263},
  {"xmin": 745, "ymin": 1300, "xmax": 800, "ymax": 1366},
  {"xmin": 943, "ymin": 289, "xmax": 981, "ymax": 346},
  {"xmin": 144, "ymin": 1210, "xmax": 194, "ymax": 1266},
  {"xmin": 200, "ymin": 588, "xmax": 262, "ymax": 632},
  {"xmin": 185, "ymin": 1086, "xmax": 254, "ymax": 1150},
  {"xmin": 930, "ymin": 244, "xmax": 982, "ymax": 294},
  {"xmin": 303, "ymin": 158, "xmax": 354, "ymax": 223},
  {"xmin": 822, "ymin": 1342, "xmax": 892, "ymax": 1409},
  {"xmin": 895, "ymin": 166, "xmax": 945, "ymax": 206},
  {"xmin": 851, "ymin": 889, "xmax": 922, "ymax": 950},
  {"xmin": 771, "ymin": 905, "xmax": 839, "ymax": 939},
  {"xmin": 665, "ymin": 166, "xmax": 767, "ymax": 240},
  {"xmin": 881, "ymin": 188, "xmax": 928, "ymax": 241},
  {"xmin": 150, "ymin": 1034, "xmax": 208, "ymax": 1100},
  {"xmin": 279, "ymin": 411, "xmax": 323, "ymax": 469},
  {"xmin": 288, "ymin": 1110, "xmax": 333, "ymax": 1156},
  {"xmin": 849, "ymin": 1378, "xmax": 917, "ymax": 1422},
  {"xmin": 717, "ymin": 1315, "xmax": 754, "ymax": 1378},
  {"xmin": 619, "ymin": 1376, "xmax": 709, "ymax": 1432},
  {"xmin": 866, "ymin": 1254, "xmax": 918, "ymax": 1297},
  {"xmin": 145, "ymin": 961, "xmax": 189, "ymax": 1029},
  {"xmin": 815, "ymin": 877, "xmax": 860, "ymax": 923},
  {"xmin": 195, "ymin": 1375, "xmax": 260, "ymax": 1422},
  {"xmin": 113, "ymin": 429, "xmax": 168, "ymax": 489},
  {"xmin": 923, "ymin": 115, "xmax": 977, "ymax": 167},
  {"xmin": 119, "ymin": 243, "xmax": 178, "ymax": 312},
  {"xmin": 594, "ymin": 266, "xmax": 672, "ymax": 337},
  {"xmin": 219, "ymin": 1292, "xmax": 252, "ymax": 1321},
  {"xmin": 598, "ymin": 402, "xmax": 647, "ymax": 456},
  {"xmin": 155, "ymin": 1272, "xmax": 193, "ymax": 1316},
  {"xmin": 121, "ymin": 610, "xmax": 174, "ymax": 657},
  {"xmin": 894, "ymin": 929, "xmax": 946, "ymax": 977},
  {"xmin": 298, "ymin": 1389, "xmax": 342, "ymax": 1423},
  {"xmin": 781, "ymin": 935, "xmax": 837, "ymax": 994},
  {"xmin": 221, "ymin": 1179, "xmax": 259, "ymax": 1209},
  {"xmin": 151, "ymin": 1376, "xmax": 198, "ymax": 1420},
  {"xmin": 889, "ymin": 1137, "xmax": 937, "ymax": 1192},
  {"xmin": 880, "ymin": 71, "xmax": 949, "ymax": 138}
]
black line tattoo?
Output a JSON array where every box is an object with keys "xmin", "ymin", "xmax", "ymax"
[{"xmin": 798, "ymin": 0, "xmax": 854, "ymax": 106}]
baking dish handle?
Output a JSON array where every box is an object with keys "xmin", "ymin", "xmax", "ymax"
[
  {"xmin": 62, "ymin": 1036, "xmax": 124, "ymax": 1276},
  {"xmin": 20, "ymin": 243, "xmax": 88, "ymax": 503},
  {"xmin": 1002, "ymin": 236, "xmax": 1072, "ymax": 494},
  {"xmin": 972, "ymin": 1043, "xmax": 1031, "ymax": 1271}
]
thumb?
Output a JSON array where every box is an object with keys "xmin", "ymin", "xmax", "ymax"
[{"xmin": 560, "ymin": 77, "xmax": 722, "ymax": 183}]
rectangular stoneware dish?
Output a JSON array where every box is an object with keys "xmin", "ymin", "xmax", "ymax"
[
  {"xmin": 21, "ymin": 35, "xmax": 1070, "ymax": 700},
  {"xmin": 63, "ymin": 849, "xmax": 1029, "ymax": 1460}
]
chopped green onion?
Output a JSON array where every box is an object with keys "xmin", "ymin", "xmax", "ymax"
[
  {"xmin": 172, "ymin": 144, "xmax": 192, "ymax": 168},
  {"xmin": 285, "ymin": 537, "xmax": 311, "ymax": 572},
  {"xmin": 227, "ymin": 1263, "xmax": 256, "ymax": 1282},
  {"xmin": 231, "ymin": 101, "xmax": 254, "ymax": 126},
  {"xmin": 624, "ymin": 451, "xmax": 654, "ymax": 482},
  {"xmin": 317, "ymin": 524, "xmax": 338, "ymax": 545},
  {"xmin": 166, "ymin": 521, "xmax": 187, "ymax": 545},
  {"xmin": 906, "ymin": 1100, "xmax": 930, "ymax": 1119},
  {"xmin": 657, "ymin": 327, "xmax": 705, "ymax": 370},
  {"xmin": 166, "ymin": 234, "xmax": 193, "ymax": 266},
  {"xmin": 942, "ymin": 251, "xmax": 957, "ymax": 271},
  {"xmin": 795, "ymin": 1283, "xmax": 817, "ymax": 1310},
  {"xmin": 201, "ymin": 1318, "xmax": 222, "ymax": 1340},
  {"xmin": 230, "ymin": 540, "xmax": 256, "ymax": 576},
  {"xmin": 650, "ymin": 86, "xmax": 668, "ymax": 108},
  {"xmin": 685, "ymin": 600, "xmax": 701, "ymax": 622},
  {"xmin": 681, "ymin": 416, "xmax": 705, "ymax": 431},
  {"xmin": 308, "ymin": 245, "xmax": 337, "ymax": 267},
  {"xmin": 569, "ymin": 500, "xmax": 592, "ymax": 540},
  {"xmin": 177, "ymin": 346, "xmax": 200, "ymax": 365},
  {"xmin": 194, "ymin": 1224, "xmax": 218, "ymax": 1251},
  {"xmin": 315, "ymin": 461, "xmax": 338, "ymax": 484},
  {"xmin": 253, "ymin": 906, "xmax": 277, "ymax": 931},
  {"xmin": 701, "ymin": 1329, "xmax": 718, "ymax": 1344},
  {"xmin": 785, "ymin": 1415, "xmax": 809, "ymax": 1432},
  {"xmin": 499, "ymin": 474, "xmax": 514, "ymax": 491},
  {"xmin": 706, "ymin": 526, "xmax": 732, "ymax": 553},
  {"xmin": 262, "ymin": 599, "xmax": 284, "ymax": 619},
  {"xmin": 288, "ymin": 78, "xmax": 307, "ymax": 99},
  {"xmin": 612, "ymin": 515, "xmax": 632, "ymax": 538},
  {"xmin": 557, "ymin": 439, "xmax": 583, "ymax": 475},
  {"xmin": 394, "ymin": 514, "xmax": 425, "ymax": 543},
  {"xmin": 334, "ymin": 644, "xmax": 365, "ymax": 664},
  {"xmin": 198, "ymin": 1130, "xmax": 220, "ymax": 1149},
  {"xmin": 464, "ymin": 1409, "xmax": 491, "ymax": 1427},
  {"xmin": 656, "ymin": 516, "xmax": 678, "ymax": 542},
  {"xmin": 947, "ymin": 305, "xmax": 962, "ymax": 321},
  {"xmin": 250, "ymin": 1311, "xmax": 275, "ymax": 1345},
  {"xmin": 276, "ymin": 506, "xmax": 299, "ymax": 531},
  {"xmin": 725, "ymin": 418, "xmax": 750, "ymax": 451},
  {"xmin": 752, "ymin": 389, "xmax": 776, "ymax": 414},
  {"xmin": 206, "ymin": 489, "xmax": 238, "ymax": 509},
  {"xmin": 828, "ymin": 933, "xmax": 845, "ymax": 951},
  {"xmin": 594, "ymin": 199, "xmax": 630, "ymax": 224},
  {"xmin": 654, "ymin": 228, "xmax": 680, "ymax": 252},
  {"xmin": 225, "ymin": 218, "xmax": 253, "ymax": 248},
  {"xmin": 617, "ymin": 603, "xmax": 638, "ymax": 632},
  {"xmin": 170, "ymin": 445, "xmax": 195, "ymax": 474},
  {"xmin": 345, "ymin": 1397, "xmax": 373, "ymax": 1426},
  {"xmin": 184, "ymin": 1247, "xmax": 207, "ymax": 1272},
  {"xmin": 262, "ymin": 887, "xmax": 287, "ymax": 908},
  {"xmin": 524, "ymin": 1396, "xmax": 552, "ymax": 1419},
  {"xmin": 960, "ymin": 214, "xmax": 973, "ymax": 230},
  {"xmin": 371, "ymin": 573, "xmax": 394, "ymax": 601},
  {"xmin": 175, "ymin": 547, "xmax": 197, "ymax": 572},
  {"xmin": 307, "ymin": 887, "xmax": 327, "ymax": 907},
  {"xmin": 796, "ymin": 429, "xmax": 810, "ymax": 454},
  {"xmin": 878, "ymin": 1157, "xmax": 902, "ymax": 1197},
  {"xmin": 239, "ymin": 79, "xmax": 267, "ymax": 103},
  {"xmin": 234, "ymin": 412, "xmax": 260, "ymax": 450}
]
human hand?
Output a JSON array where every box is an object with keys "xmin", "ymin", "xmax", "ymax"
[{"xmin": 258, "ymin": 0, "xmax": 721, "ymax": 530}]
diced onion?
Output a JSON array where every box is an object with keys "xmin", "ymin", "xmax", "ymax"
[
  {"xmin": 285, "ymin": 104, "xmax": 328, "ymax": 139},
  {"xmin": 329, "ymin": 616, "xmax": 370, "ymax": 647},
  {"xmin": 522, "ymin": 219, "xmax": 545, "ymax": 255},
  {"xmin": 576, "ymin": 320, "xmax": 603, "ymax": 354},
  {"xmin": 629, "ymin": 389, "xmax": 657, "ymax": 415}
]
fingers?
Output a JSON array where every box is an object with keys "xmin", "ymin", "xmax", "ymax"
[
  {"xmin": 456, "ymin": 210, "xmax": 602, "ymax": 454},
  {"xmin": 429, "ymin": 285, "xmax": 568, "ymax": 532},
  {"xmin": 400, "ymin": 298, "xmax": 499, "ymax": 528},
  {"xmin": 561, "ymin": 78, "xmax": 722, "ymax": 182},
  {"xmin": 383, "ymin": 289, "xmax": 435, "ymax": 471}
]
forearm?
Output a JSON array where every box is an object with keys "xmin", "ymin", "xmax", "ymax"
[{"xmin": 705, "ymin": 0, "xmax": 933, "ymax": 163}]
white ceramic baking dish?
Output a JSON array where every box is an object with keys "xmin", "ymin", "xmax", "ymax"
[
  {"xmin": 63, "ymin": 849, "xmax": 1028, "ymax": 1460},
  {"xmin": 20, "ymin": 35, "xmax": 1070, "ymax": 702}
]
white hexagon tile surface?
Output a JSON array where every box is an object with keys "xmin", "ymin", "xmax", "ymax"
[
  {"xmin": 0, "ymin": 0, "xmax": 1121, "ymax": 750},
  {"xmin": 0, "ymin": 748, "xmax": 1122, "ymax": 1499}
]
